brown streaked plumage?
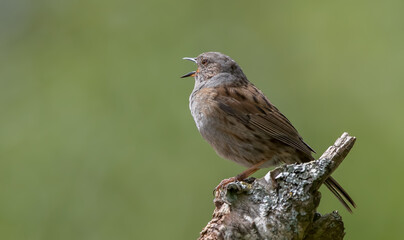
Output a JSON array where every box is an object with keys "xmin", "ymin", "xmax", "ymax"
[{"xmin": 182, "ymin": 52, "xmax": 356, "ymax": 212}]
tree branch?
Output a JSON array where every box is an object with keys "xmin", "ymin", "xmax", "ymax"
[{"xmin": 199, "ymin": 132, "xmax": 356, "ymax": 240}]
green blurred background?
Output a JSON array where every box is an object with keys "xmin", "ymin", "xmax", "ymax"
[{"xmin": 0, "ymin": 0, "xmax": 402, "ymax": 239}]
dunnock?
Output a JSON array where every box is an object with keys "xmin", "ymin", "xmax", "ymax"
[{"xmin": 182, "ymin": 52, "xmax": 356, "ymax": 212}]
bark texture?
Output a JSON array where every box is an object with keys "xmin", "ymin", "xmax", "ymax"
[{"xmin": 199, "ymin": 132, "xmax": 356, "ymax": 240}]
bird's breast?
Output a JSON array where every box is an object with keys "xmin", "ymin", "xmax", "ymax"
[
  {"xmin": 189, "ymin": 87, "xmax": 219, "ymax": 132},
  {"xmin": 189, "ymin": 87, "xmax": 255, "ymax": 166}
]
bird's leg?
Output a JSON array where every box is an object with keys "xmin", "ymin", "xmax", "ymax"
[
  {"xmin": 236, "ymin": 160, "xmax": 267, "ymax": 180},
  {"xmin": 215, "ymin": 159, "xmax": 268, "ymax": 191}
]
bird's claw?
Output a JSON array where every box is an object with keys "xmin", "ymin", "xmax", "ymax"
[{"xmin": 212, "ymin": 177, "xmax": 238, "ymax": 195}]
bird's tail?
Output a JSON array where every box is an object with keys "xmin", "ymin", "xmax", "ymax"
[{"xmin": 324, "ymin": 176, "xmax": 356, "ymax": 213}]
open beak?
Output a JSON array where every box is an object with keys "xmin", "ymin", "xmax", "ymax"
[
  {"xmin": 182, "ymin": 57, "xmax": 197, "ymax": 63},
  {"xmin": 181, "ymin": 57, "xmax": 197, "ymax": 78},
  {"xmin": 181, "ymin": 71, "xmax": 196, "ymax": 78}
]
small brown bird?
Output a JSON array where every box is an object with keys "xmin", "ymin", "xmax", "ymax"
[{"xmin": 182, "ymin": 52, "xmax": 356, "ymax": 212}]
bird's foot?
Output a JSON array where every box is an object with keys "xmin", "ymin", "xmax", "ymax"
[{"xmin": 214, "ymin": 177, "xmax": 238, "ymax": 193}]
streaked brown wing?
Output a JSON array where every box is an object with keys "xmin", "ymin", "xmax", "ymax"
[{"xmin": 214, "ymin": 85, "xmax": 315, "ymax": 159}]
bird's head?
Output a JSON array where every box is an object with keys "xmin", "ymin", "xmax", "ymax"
[{"xmin": 181, "ymin": 52, "xmax": 246, "ymax": 84}]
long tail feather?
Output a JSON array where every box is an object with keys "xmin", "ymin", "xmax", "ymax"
[{"xmin": 324, "ymin": 176, "xmax": 356, "ymax": 213}]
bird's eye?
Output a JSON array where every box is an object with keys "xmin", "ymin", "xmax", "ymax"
[{"xmin": 201, "ymin": 59, "xmax": 208, "ymax": 65}]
